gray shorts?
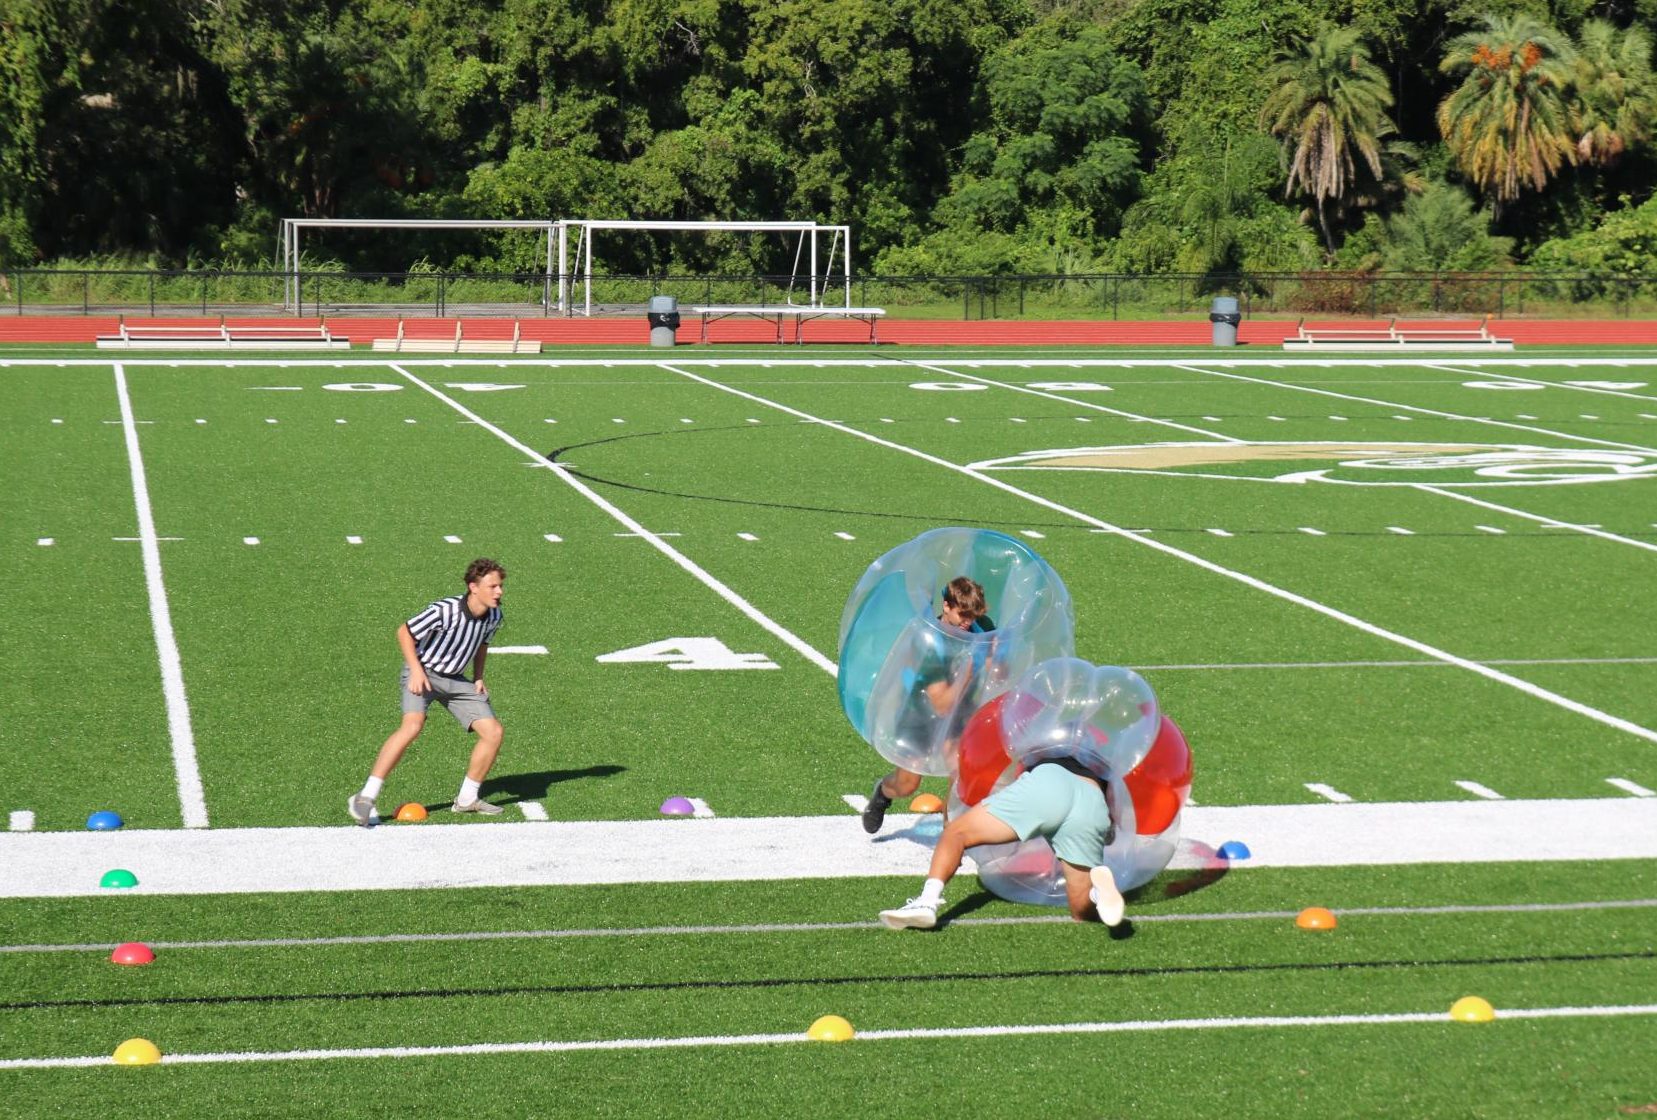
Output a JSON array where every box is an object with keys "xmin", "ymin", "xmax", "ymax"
[{"xmin": 401, "ymin": 666, "xmax": 497, "ymax": 730}]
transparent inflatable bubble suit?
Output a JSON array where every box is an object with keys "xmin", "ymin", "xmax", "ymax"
[
  {"xmin": 967, "ymin": 776, "xmax": 1186, "ymax": 906},
  {"xmin": 837, "ymin": 528, "xmax": 1074, "ymax": 776},
  {"xmin": 1000, "ymin": 659, "xmax": 1160, "ymax": 782}
]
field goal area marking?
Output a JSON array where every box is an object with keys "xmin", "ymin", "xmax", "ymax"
[{"xmin": 658, "ymin": 360, "xmax": 1657, "ymax": 747}]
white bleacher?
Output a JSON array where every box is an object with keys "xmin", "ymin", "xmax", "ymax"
[
  {"xmin": 1283, "ymin": 316, "xmax": 1513, "ymax": 351},
  {"xmin": 687, "ymin": 304, "xmax": 886, "ymax": 344},
  {"xmin": 96, "ymin": 318, "xmax": 349, "ymax": 350},
  {"xmin": 371, "ymin": 320, "xmax": 541, "ymax": 354}
]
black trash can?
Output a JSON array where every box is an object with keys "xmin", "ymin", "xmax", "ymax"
[
  {"xmin": 648, "ymin": 295, "xmax": 681, "ymax": 348},
  {"xmin": 1209, "ymin": 296, "xmax": 1241, "ymax": 346}
]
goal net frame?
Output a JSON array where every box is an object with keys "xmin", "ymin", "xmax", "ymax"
[
  {"xmin": 278, "ymin": 218, "xmax": 559, "ymax": 312},
  {"xmin": 554, "ymin": 220, "xmax": 855, "ymax": 316}
]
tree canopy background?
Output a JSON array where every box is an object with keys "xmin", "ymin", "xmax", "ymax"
[{"xmin": 2, "ymin": 0, "xmax": 1654, "ymax": 275}]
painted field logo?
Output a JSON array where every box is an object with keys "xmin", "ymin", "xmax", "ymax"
[{"xmin": 968, "ymin": 442, "xmax": 1657, "ymax": 487}]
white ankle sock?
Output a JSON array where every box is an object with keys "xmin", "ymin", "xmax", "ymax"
[
  {"xmin": 359, "ymin": 776, "xmax": 383, "ymax": 801},
  {"xmin": 919, "ymin": 877, "xmax": 946, "ymax": 905},
  {"xmin": 1089, "ymin": 887, "xmax": 1099, "ymax": 905},
  {"xmin": 457, "ymin": 777, "xmax": 481, "ymax": 804}
]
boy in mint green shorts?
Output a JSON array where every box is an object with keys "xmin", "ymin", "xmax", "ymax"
[{"xmin": 880, "ymin": 759, "xmax": 1124, "ymax": 930}]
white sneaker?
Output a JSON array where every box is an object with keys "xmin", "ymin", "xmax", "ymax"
[
  {"xmin": 1089, "ymin": 865, "xmax": 1125, "ymax": 927},
  {"xmin": 347, "ymin": 795, "xmax": 375, "ymax": 828},
  {"xmin": 879, "ymin": 897, "xmax": 940, "ymax": 930},
  {"xmin": 452, "ymin": 798, "xmax": 505, "ymax": 816}
]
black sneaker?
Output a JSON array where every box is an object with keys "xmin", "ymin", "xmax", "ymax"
[{"xmin": 861, "ymin": 779, "xmax": 892, "ymax": 834}]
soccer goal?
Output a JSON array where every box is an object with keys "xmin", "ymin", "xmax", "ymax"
[
  {"xmin": 277, "ymin": 218, "xmax": 560, "ymax": 314},
  {"xmin": 554, "ymin": 219, "xmax": 857, "ymax": 316}
]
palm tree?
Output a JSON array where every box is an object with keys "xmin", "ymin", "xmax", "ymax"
[
  {"xmin": 1571, "ymin": 19, "xmax": 1657, "ymax": 167},
  {"xmin": 1437, "ymin": 14, "xmax": 1577, "ymax": 212},
  {"xmin": 1259, "ymin": 24, "xmax": 1396, "ymax": 254}
]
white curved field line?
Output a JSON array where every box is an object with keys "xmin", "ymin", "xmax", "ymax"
[
  {"xmin": 659, "ymin": 363, "xmax": 1657, "ymax": 746},
  {"xmin": 4, "ymin": 1003, "xmax": 1654, "ymax": 1069}
]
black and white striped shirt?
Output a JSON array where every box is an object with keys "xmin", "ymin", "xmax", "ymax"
[{"xmin": 406, "ymin": 595, "xmax": 502, "ymax": 676}]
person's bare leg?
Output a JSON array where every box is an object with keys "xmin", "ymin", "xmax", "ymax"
[
  {"xmin": 1061, "ymin": 860, "xmax": 1124, "ymax": 926},
  {"xmin": 370, "ymin": 713, "xmax": 426, "ymax": 779},
  {"xmin": 463, "ymin": 718, "xmax": 504, "ymax": 782},
  {"xmin": 880, "ymin": 804, "xmax": 1019, "ymax": 929}
]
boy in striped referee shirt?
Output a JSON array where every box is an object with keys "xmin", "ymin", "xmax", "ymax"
[{"xmin": 349, "ymin": 558, "xmax": 508, "ymax": 826}]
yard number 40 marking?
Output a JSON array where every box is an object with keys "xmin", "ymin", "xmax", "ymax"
[{"xmin": 596, "ymin": 638, "xmax": 780, "ymax": 671}]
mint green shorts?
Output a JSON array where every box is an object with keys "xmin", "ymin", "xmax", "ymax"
[{"xmin": 982, "ymin": 763, "xmax": 1112, "ymax": 868}]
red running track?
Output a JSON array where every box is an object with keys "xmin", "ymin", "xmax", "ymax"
[{"xmin": 2, "ymin": 316, "xmax": 1656, "ymax": 347}]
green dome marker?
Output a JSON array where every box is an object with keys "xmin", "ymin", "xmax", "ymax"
[{"xmin": 100, "ymin": 869, "xmax": 138, "ymax": 889}]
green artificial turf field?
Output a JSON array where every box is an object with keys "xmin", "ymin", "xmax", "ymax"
[{"xmin": 1, "ymin": 347, "xmax": 1654, "ymax": 1117}]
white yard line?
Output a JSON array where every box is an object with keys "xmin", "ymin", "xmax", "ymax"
[
  {"xmin": 1137, "ymin": 656, "xmax": 1657, "ymax": 671},
  {"xmin": 1412, "ymin": 485, "xmax": 1657, "ymax": 555},
  {"xmin": 3, "ymin": 1003, "xmax": 1654, "ymax": 1069},
  {"xmin": 386, "ymin": 363, "xmax": 836, "ymax": 676},
  {"xmin": 112, "ymin": 364, "xmax": 209, "ymax": 829},
  {"xmin": 660, "ymin": 362, "xmax": 1657, "ymax": 747},
  {"xmin": 6, "ymin": 897, "xmax": 1654, "ymax": 955},
  {"xmin": 1, "ymin": 797, "xmax": 1652, "ymax": 898},
  {"xmin": 1170, "ymin": 363, "xmax": 1657, "ymax": 456}
]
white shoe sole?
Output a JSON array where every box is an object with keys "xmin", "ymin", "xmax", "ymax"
[
  {"xmin": 879, "ymin": 909, "xmax": 938, "ymax": 931},
  {"xmin": 1090, "ymin": 866, "xmax": 1125, "ymax": 927}
]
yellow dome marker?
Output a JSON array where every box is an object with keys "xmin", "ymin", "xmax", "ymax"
[
  {"xmin": 1295, "ymin": 907, "xmax": 1338, "ymax": 930},
  {"xmin": 1450, "ymin": 996, "xmax": 1496, "ymax": 1023},
  {"xmin": 807, "ymin": 1015, "xmax": 855, "ymax": 1042},
  {"xmin": 113, "ymin": 1038, "xmax": 162, "ymax": 1066},
  {"xmin": 908, "ymin": 794, "xmax": 945, "ymax": 814}
]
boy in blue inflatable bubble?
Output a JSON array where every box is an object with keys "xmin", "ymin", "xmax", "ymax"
[
  {"xmin": 879, "ymin": 758, "xmax": 1125, "ymax": 930},
  {"xmin": 862, "ymin": 576, "xmax": 995, "ymax": 834}
]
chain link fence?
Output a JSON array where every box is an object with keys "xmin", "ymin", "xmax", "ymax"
[{"xmin": 4, "ymin": 267, "xmax": 1654, "ymax": 319}]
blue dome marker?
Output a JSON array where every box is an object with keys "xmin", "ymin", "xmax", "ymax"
[
  {"xmin": 1218, "ymin": 840, "xmax": 1251, "ymax": 860},
  {"xmin": 86, "ymin": 810, "xmax": 124, "ymax": 831}
]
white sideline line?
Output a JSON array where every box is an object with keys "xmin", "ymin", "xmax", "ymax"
[
  {"xmin": 662, "ymin": 362, "xmax": 1657, "ymax": 747},
  {"xmin": 388, "ymin": 364, "xmax": 836, "ymax": 676},
  {"xmin": 517, "ymin": 801, "xmax": 548, "ymax": 821},
  {"xmin": 4, "ymin": 798, "xmax": 1650, "ymax": 898},
  {"xmin": 842, "ymin": 793, "xmax": 870, "ymax": 812},
  {"xmin": 491, "ymin": 646, "xmax": 549, "ymax": 655},
  {"xmin": 8, "ymin": 811, "xmax": 34, "ymax": 831},
  {"xmin": 5, "ymin": 897, "xmax": 1656, "ymax": 955},
  {"xmin": 4, "ymin": 1004, "xmax": 1654, "ymax": 1069},
  {"xmin": 1171, "ymin": 364, "xmax": 1657, "ymax": 457},
  {"xmin": 688, "ymin": 798, "xmax": 716, "ymax": 819},
  {"xmin": 1415, "ymin": 486, "xmax": 1657, "ymax": 555},
  {"xmin": 113, "ymin": 365, "xmax": 208, "ymax": 829},
  {"xmin": 1304, "ymin": 784, "xmax": 1352, "ymax": 803},
  {"xmin": 1607, "ymin": 778, "xmax": 1655, "ymax": 797}
]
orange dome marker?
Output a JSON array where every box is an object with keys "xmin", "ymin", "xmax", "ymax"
[
  {"xmin": 394, "ymin": 802, "xmax": 428, "ymax": 822},
  {"xmin": 908, "ymin": 793, "xmax": 945, "ymax": 814},
  {"xmin": 1295, "ymin": 906, "xmax": 1338, "ymax": 930}
]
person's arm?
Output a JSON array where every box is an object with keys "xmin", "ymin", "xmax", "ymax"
[
  {"xmin": 472, "ymin": 644, "xmax": 489, "ymax": 694},
  {"xmin": 398, "ymin": 624, "xmax": 430, "ymax": 695}
]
